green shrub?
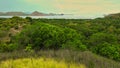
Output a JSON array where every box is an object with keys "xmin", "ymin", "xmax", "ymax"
[
  {"xmin": 14, "ymin": 23, "xmax": 86, "ymax": 51},
  {"xmin": 88, "ymin": 32, "xmax": 117, "ymax": 46},
  {"xmin": 0, "ymin": 43, "xmax": 17, "ymax": 52},
  {"xmin": 92, "ymin": 42, "xmax": 120, "ymax": 61},
  {"xmin": 0, "ymin": 30, "xmax": 8, "ymax": 38},
  {"xmin": 24, "ymin": 44, "xmax": 34, "ymax": 52},
  {"xmin": 62, "ymin": 40, "xmax": 87, "ymax": 51},
  {"xmin": 14, "ymin": 25, "xmax": 19, "ymax": 29}
]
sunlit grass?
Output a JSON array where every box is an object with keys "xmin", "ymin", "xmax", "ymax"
[{"xmin": 0, "ymin": 57, "xmax": 86, "ymax": 68}]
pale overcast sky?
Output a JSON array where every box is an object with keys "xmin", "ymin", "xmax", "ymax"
[{"xmin": 0, "ymin": 0, "xmax": 120, "ymax": 17}]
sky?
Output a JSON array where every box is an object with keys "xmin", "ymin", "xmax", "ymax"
[{"xmin": 0, "ymin": 0, "xmax": 120, "ymax": 17}]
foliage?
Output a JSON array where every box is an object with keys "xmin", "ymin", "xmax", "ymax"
[
  {"xmin": 92, "ymin": 42, "xmax": 120, "ymax": 61},
  {"xmin": 0, "ymin": 43, "xmax": 17, "ymax": 52},
  {"xmin": 14, "ymin": 23, "xmax": 86, "ymax": 50},
  {"xmin": 0, "ymin": 14, "xmax": 120, "ymax": 62},
  {"xmin": 88, "ymin": 32, "xmax": 117, "ymax": 46}
]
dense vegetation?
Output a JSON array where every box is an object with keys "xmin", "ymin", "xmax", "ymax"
[
  {"xmin": 0, "ymin": 57, "xmax": 86, "ymax": 68},
  {"xmin": 13, "ymin": 23, "xmax": 86, "ymax": 51},
  {"xmin": 33, "ymin": 16, "xmax": 120, "ymax": 61},
  {"xmin": 0, "ymin": 14, "xmax": 120, "ymax": 68}
]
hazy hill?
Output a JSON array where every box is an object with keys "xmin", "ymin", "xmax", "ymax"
[
  {"xmin": 0, "ymin": 12, "xmax": 28, "ymax": 16},
  {"xmin": 0, "ymin": 12, "xmax": 4, "ymax": 15},
  {"xmin": 0, "ymin": 11, "xmax": 54, "ymax": 16},
  {"xmin": 5, "ymin": 12, "xmax": 28, "ymax": 16},
  {"xmin": 105, "ymin": 13, "xmax": 120, "ymax": 18},
  {"xmin": 30, "ymin": 11, "xmax": 48, "ymax": 16}
]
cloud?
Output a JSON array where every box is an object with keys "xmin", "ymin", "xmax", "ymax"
[
  {"xmin": 52, "ymin": 0, "xmax": 120, "ymax": 14},
  {"xmin": 24, "ymin": 0, "xmax": 42, "ymax": 3},
  {"xmin": 9, "ymin": 0, "xmax": 120, "ymax": 16}
]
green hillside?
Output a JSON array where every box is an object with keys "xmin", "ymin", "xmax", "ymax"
[{"xmin": 0, "ymin": 13, "xmax": 120, "ymax": 68}]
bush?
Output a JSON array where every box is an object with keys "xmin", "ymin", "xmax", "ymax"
[
  {"xmin": 14, "ymin": 23, "xmax": 86, "ymax": 51},
  {"xmin": 0, "ymin": 43, "xmax": 17, "ymax": 52},
  {"xmin": 88, "ymin": 32, "xmax": 117, "ymax": 46},
  {"xmin": 92, "ymin": 42, "xmax": 120, "ymax": 61},
  {"xmin": 62, "ymin": 40, "xmax": 87, "ymax": 51},
  {"xmin": 14, "ymin": 25, "xmax": 19, "ymax": 30}
]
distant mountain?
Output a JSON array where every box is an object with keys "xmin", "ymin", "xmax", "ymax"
[
  {"xmin": 0, "ymin": 11, "xmax": 59, "ymax": 16},
  {"xmin": 5, "ymin": 12, "xmax": 28, "ymax": 16},
  {"xmin": 0, "ymin": 12, "xmax": 5, "ymax": 15},
  {"xmin": 104, "ymin": 13, "xmax": 120, "ymax": 18},
  {"xmin": 0, "ymin": 12, "xmax": 28, "ymax": 16},
  {"xmin": 30, "ymin": 11, "xmax": 48, "ymax": 16}
]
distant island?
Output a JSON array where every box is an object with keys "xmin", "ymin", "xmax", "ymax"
[{"xmin": 0, "ymin": 11, "xmax": 64, "ymax": 16}]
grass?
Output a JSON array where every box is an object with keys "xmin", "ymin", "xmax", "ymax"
[
  {"xmin": 0, "ymin": 57, "xmax": 86, "ymax": 68},
  {"xmin": 0, "ymin": 50, "xmax": 120, "ymax": 68}
]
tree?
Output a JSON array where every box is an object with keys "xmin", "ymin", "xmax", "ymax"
[
  {"xmin": 88, "ymin": 32, "xmax": 117, "ymax": 46},
  {"xmin": 92, "ymin": 42, "xmax": 120, "ymax": 61},
  {"xmin": 14, "ymin": 22, "xmax": 87, "ymax": 51}
]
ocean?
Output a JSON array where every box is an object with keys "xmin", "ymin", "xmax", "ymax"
[{"xmin": 0, "ymin": 15, "xmax": 104, "ymax": 19}]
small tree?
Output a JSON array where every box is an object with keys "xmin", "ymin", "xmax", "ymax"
[{"xmin": 14, "ymin": 23, "xmax": 87, "ymax": 51}]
